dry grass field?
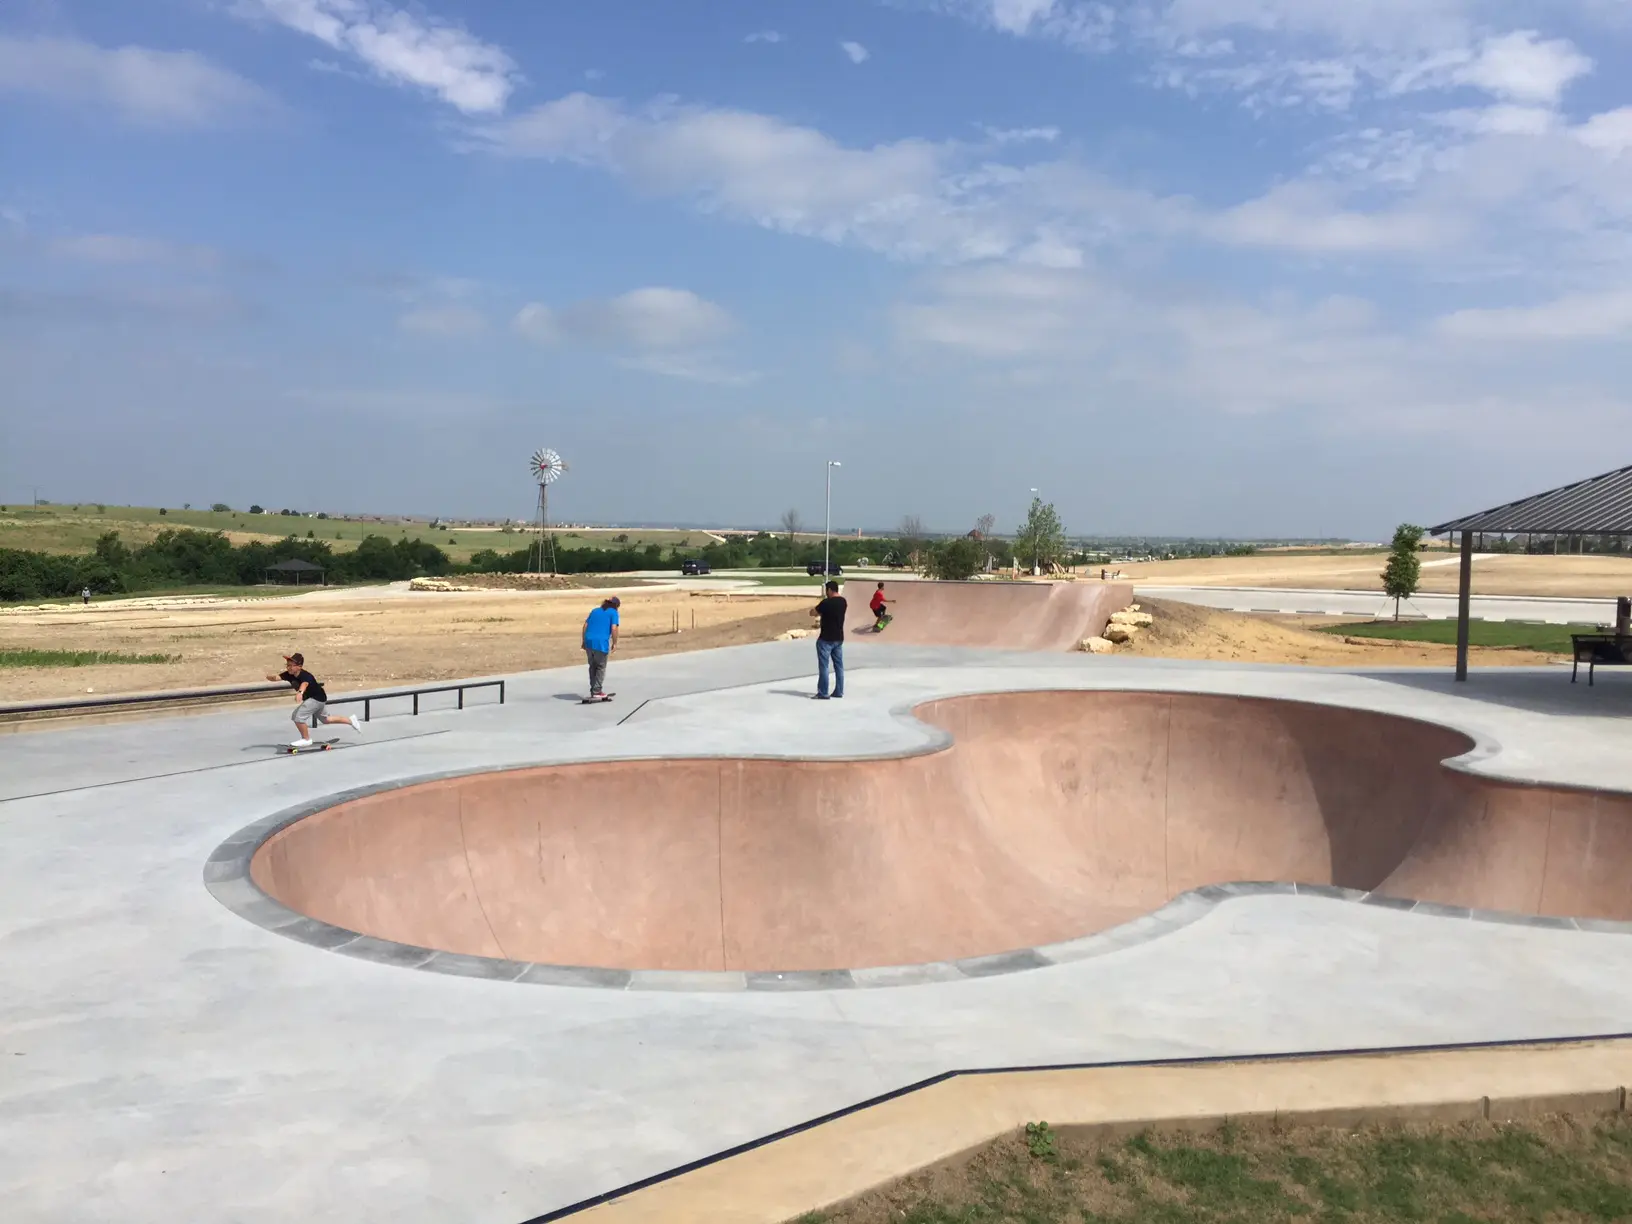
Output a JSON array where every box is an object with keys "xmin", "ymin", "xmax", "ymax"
[{"xmin": 0, "ymin": 585, "xmax": 813, "ymax": 702}]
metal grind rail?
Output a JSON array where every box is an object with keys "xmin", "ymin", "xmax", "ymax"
[{"xmin": 2, "ymin": 678, "xmax": 505, "ymax": 722}]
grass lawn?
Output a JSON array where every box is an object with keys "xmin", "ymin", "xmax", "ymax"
[
  {"xmin": 0, "ymin": 649, "xmax": 177, "ymax": 668},
  {"xmin": 0, "ymin": 504, "xmax": 719, "ymax": 563},
  {"xmin": 803, "ymin": 1114, "xmax": 1632, "ymax": 1224},
  {"xmin": 1317, "ymin": 619, "xmax": 1599, "ymax": 654}
]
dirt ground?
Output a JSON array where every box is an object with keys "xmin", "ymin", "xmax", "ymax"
[
  {"xmin": 0, "ymin": 584, "xmax": 1566, "ymax": 706},
  {"xmin": 0, "ymin": 586, "xmax": 814, "ymax": 702},
  {"xmin": 1122, "ymin": 598, "xmax": 1559, "ymax": 668},
  {"xmin": 1114, "ymin": 551, "xmax": 1632, "ymax": 597}
]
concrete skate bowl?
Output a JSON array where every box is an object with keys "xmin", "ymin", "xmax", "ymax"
[
  {"xmin": 851, "ymin": 580, "xmax": 1133, "ymax": 650},
  {"xmin": 243, "ymin": 692, "xmax": 1632, "ymax": 980}
]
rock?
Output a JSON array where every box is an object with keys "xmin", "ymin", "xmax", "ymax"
[
  {"xmin": 1080, "ymin": 636, "xmax": 1116, "ymax": 654},
  {"xmin": 1104, "ymin": 624, "xmax": 1141, "ymax": 644},
  {"xmin": 776, "ymin": 628, "xmax": 812, "ymax": 641},
  {"xmin": 1109, "ymin": 610, "xmax": 1154, "ymax": 628}
]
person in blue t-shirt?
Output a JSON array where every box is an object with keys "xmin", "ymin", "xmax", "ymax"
[{"xmin": 581, "ymin": 597, "xmax": 621, "ymax": 700}]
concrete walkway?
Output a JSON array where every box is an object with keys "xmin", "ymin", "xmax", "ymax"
[{"xmin": 3, "ymin": 645, "xmax": 1632, "ymax": 1223}]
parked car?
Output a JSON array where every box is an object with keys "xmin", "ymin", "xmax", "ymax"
[
  {"xmin": 681, "ymin": 559, "xmax": 711, "ymax": 576},
  {"xmin": 805, "ymin": 560, "xmax": 843, "ymax": 577}
]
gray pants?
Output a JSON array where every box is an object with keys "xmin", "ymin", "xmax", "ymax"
[{"xmin": 585, "ymin": 648, "xmax": 609, "ymax": 695}]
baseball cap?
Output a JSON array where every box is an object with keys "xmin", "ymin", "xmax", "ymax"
[
  {"xmin": 284, "ymin": 652, "xmax": 304, "ymax": 665},
  {"xmin": 607, "ymin": 597, "xmax": 621, "ymax": 607}
]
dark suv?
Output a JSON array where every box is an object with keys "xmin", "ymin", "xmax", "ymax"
[
  {"xmin": 805, "ymin": 560, "xmax": 842, "ymax": 577},
  {"xmin": 681, "ymin": 560, "xmax": 711, "ymax": 576}
]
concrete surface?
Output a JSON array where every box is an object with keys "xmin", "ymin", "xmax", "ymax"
[
  {"xmin": 5, "ymin": 641, "xmax": 1632, "ymax": 1223},
  {"xmin": 851, "ymin": 580, "xmax": 1131, "ymax": 649},
  {"xmin": 1143, "ymin": 585, "xmax": 1619, "ymax": 624}
]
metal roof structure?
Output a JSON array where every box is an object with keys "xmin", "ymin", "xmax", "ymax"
[
  {"xmin": 1431, "ymin": 462, "xmax": 1632, "ymax": 536},
  {"xmin": 266, "ymin": 558, "xmax": 324, "ymax": 572}
]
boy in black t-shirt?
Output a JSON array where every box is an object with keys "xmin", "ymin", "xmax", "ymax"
[
  {"xmin": 265, "ymin": 652, "xmax": 362, "ymax": 747},
  {"xmin": 809, "ymin": 581, "xmax": 847, "ymax": 699}
]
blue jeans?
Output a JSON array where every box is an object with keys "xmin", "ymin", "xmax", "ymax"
[{"xmin": 816, "ymin": 638, "xmax": 845, "ymax": 698}]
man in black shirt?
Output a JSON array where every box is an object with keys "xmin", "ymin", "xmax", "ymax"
[
  {"xmin": 809, "ymin": 580, "xmax": 847, "ymax": 699},
  {"xmin": 265, "ymin": 652, "xmax": 362, "ymax": 748}
]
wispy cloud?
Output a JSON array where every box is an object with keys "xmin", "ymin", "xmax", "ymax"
[
  {"xmin": 398, "ymin": 303, "xmax": 486, "ymax": 335},
  {"xmin": 841, "ymin": 40, "xmax": 871, "ymax": 63},
  {"xmin": 515, "ymin": 287, "xmax": 733, "ymax": 348},
  {"xmin": 0, "ymin": 35, "xmax": 274, "ymax": 127},
  {"xmin": 745, "ymin": 30, "xmax": 784, "ymax": 44},
  {"xmin": 236, "ymin": 0, "xmax": 519, "ymax": 114},
  {"xmin": 513, "ymin": 287, "xmax": 751, "ymax": 382},
  {"xmin": 1436, "ymin": 290, "xmax": 1632, "ymax": 341},
  {"xmin": 48, "ymin": 233, "xmax": 221, "ymax": 267}
]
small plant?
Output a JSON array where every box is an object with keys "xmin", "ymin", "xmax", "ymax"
[
  {"xmin": 1025, "ymin": 1120, "xmax": 1058, "ymax": 1162},
  {"xmin": 158, "ymin": 508, "xmax": 167, "ymax": 516},
  {"xmin": 96, "ymin": 504, "xmax": 104, "ymax": 513},
  {"xmin": 183, "ymin": 503, "xmax": 191, "ymax": 510}
]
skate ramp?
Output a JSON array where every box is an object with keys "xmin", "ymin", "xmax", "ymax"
[
  {"xmin": 853, "ymin": 580, "xmax": 1132, "ymax": 650},
  {"xmin": 251, "ymin": 692, "xmax": 1632, "ymax": 974}
]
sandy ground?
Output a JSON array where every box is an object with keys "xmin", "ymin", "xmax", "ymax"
[
  {"xmin": 1115, "ymin": 552, "xmax": 1632, "ymax": 597},
  {"xmin": 0, "ymin": 587, "xmax": 814, "ymax": 703},
  {"xmin": 1124, "ymin": 598, "xmax": 1557, "ymax": 668}
]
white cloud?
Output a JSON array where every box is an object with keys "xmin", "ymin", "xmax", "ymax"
[
  {"xmin": 514, "ymin": 288, "xmax": 745, "ymax": 381},
  {"xmin": 1212, "ymin": 182, "xmax": 1456, "ymax": 252},
  {"xmin": 48, "ymin": 233, "xmax": 221, "ymax": 266},
  {"xmin": 1447, "ymin": 31, "xmax": 1592, "ymax": 105},
  {"xmin": 1577, "ymin": 107, "xmax": 1632, "ymax": 155},
  {"xmin": 239, "ymin": 0, "xmax": 518, "ymax": 114},
  {"xmin": 398, "ymin": 303, "xmax": 486, "ymax": 335},
  {"xmin": 841, "ymin": 40, "xmax": 871, "ymax": 63},
  {"xmin": 745, "ymin": 30, "xmax": 784, "ymax": 44},
  {"xmin": 1436, "ymin": 290, "xmax": 1632, "ymax": 341},
  {"xmin": 0, "ymin": 35, "xmax": 273, "ymax": 127},
  {"xmin": 979, "ymin": 123, "xmax": 1061, "ymax": 143}
]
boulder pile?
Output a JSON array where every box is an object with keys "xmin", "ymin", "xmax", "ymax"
[
  {"xmin": 409, "ymin": 573, "xmax": 583, "ymax": 593},
  {"xmin": 1081, "ymin": 604, "xmax": 1154, "ymax": 652}
]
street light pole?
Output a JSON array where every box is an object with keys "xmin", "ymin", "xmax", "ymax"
[
  {"xmin": 824, "ymin": 460, "xmax": 842, "ymax": 578},
  {"xmin": 1029, "ymin": 488, "xmax": 1040, "ymax": 575}
]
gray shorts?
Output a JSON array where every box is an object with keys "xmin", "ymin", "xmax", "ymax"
[{"xmin": 293, "ymin": 698, "xmax": 327, "ymax": 724}]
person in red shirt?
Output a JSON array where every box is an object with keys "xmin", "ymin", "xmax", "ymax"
[{"xmin": 869, "ymin": 582, "xmax": 891, "ymax": 631}]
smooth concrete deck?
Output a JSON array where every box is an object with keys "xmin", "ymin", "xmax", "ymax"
[{"xmin": 4, "ymin": 644, "xmax": 1632, "ymax": 1223}]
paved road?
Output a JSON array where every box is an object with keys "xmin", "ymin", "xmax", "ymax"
[{"xmin": 1139, "ymin": 585, "xmax": 1620, "ymax": 625}]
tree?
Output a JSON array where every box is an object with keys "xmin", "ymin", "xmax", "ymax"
[
  {"xmin": 1012, "ymin": 497, "xmax": 1067, "ymax": 574},
  {"xmin": 211, "ymin": 503, "xmax": 231, "ymax": 513},
  {"xmin": 249, "ymin": 505, "xmax": 264, "ymax": 514},
  {"xmin": 926, "ymin": 536, "xmax": 983, "ymax": 581},
  {"xmin": 779, "ymin": 508, "xmax": 804, "ymax": 541},
  {"xmin": 974, "ymin": 513, "xmax": 996, "ymax": 539},
  {"xmin": 897, "ymin": 515, "xmax": 927, "ymax": 570},
  {"xmin": 183, "ymin": 503, "xmax": 191, "ymax": 511},
  {"xmin": 1381, "ymin": 523, "xmax": 1425, "ymax": 621}
]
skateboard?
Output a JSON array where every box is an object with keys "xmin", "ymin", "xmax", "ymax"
[
  {"xmin": 872, "ymin": 614, "xmax": 893, "ymax": 632},
  {"xmin": 581, "ymin": 692, "xmax": 616, "ymax": 705},
  {"xmin": 279, "ymin": 739, "xmax": 339, "ymax": 755}
]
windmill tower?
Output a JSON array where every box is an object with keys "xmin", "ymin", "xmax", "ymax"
[{"xmin": 528, "ymin": 448, "xmax": 567, "ymax": 574}]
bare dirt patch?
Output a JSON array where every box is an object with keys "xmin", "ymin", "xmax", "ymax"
[
  {"xmin": 1117, "ymin": 551, "xmax": 1632, "ymax": 597},
  {"xmin": 0, "ymin": 588, "xmax": 812, "ymax": 702},
  {"xmin": 1122, "ymin": 598, "xmax": 1558, "ymax": 668}
]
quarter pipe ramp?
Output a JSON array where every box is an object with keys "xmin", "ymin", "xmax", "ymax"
[{"xmin": 851, "ymin": 580, "xmax": 1132, "ymax": 650}]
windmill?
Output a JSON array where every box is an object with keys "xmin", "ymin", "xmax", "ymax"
[{"xmin": 528, "ymin": 447, "xmax": 568, "ymax": 574}]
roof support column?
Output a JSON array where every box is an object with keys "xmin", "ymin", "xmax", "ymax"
[{"xmin": 1455, "ymin": 529, "xmax": 1473, "ymax": 682}]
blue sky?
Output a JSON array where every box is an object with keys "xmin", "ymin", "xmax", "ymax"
[{"xmin": 2, "ymin": 0, "xmax": 1630, "ymax": 538}]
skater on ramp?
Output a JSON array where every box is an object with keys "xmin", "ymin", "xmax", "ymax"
[
  {"xmin": 264, "ymin": 652, "xmax": 362, "ymax": 748},
  {"xmin": 810, "ymin": 580, "xmax": 846, "ymax": 699},
  {"xmin": 581, "ymin": 597, "xmax": 620, "ymax": 702},
  {"xmin": 868, "ymin": 582, "xmax": 891, "ymax": 632}
]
